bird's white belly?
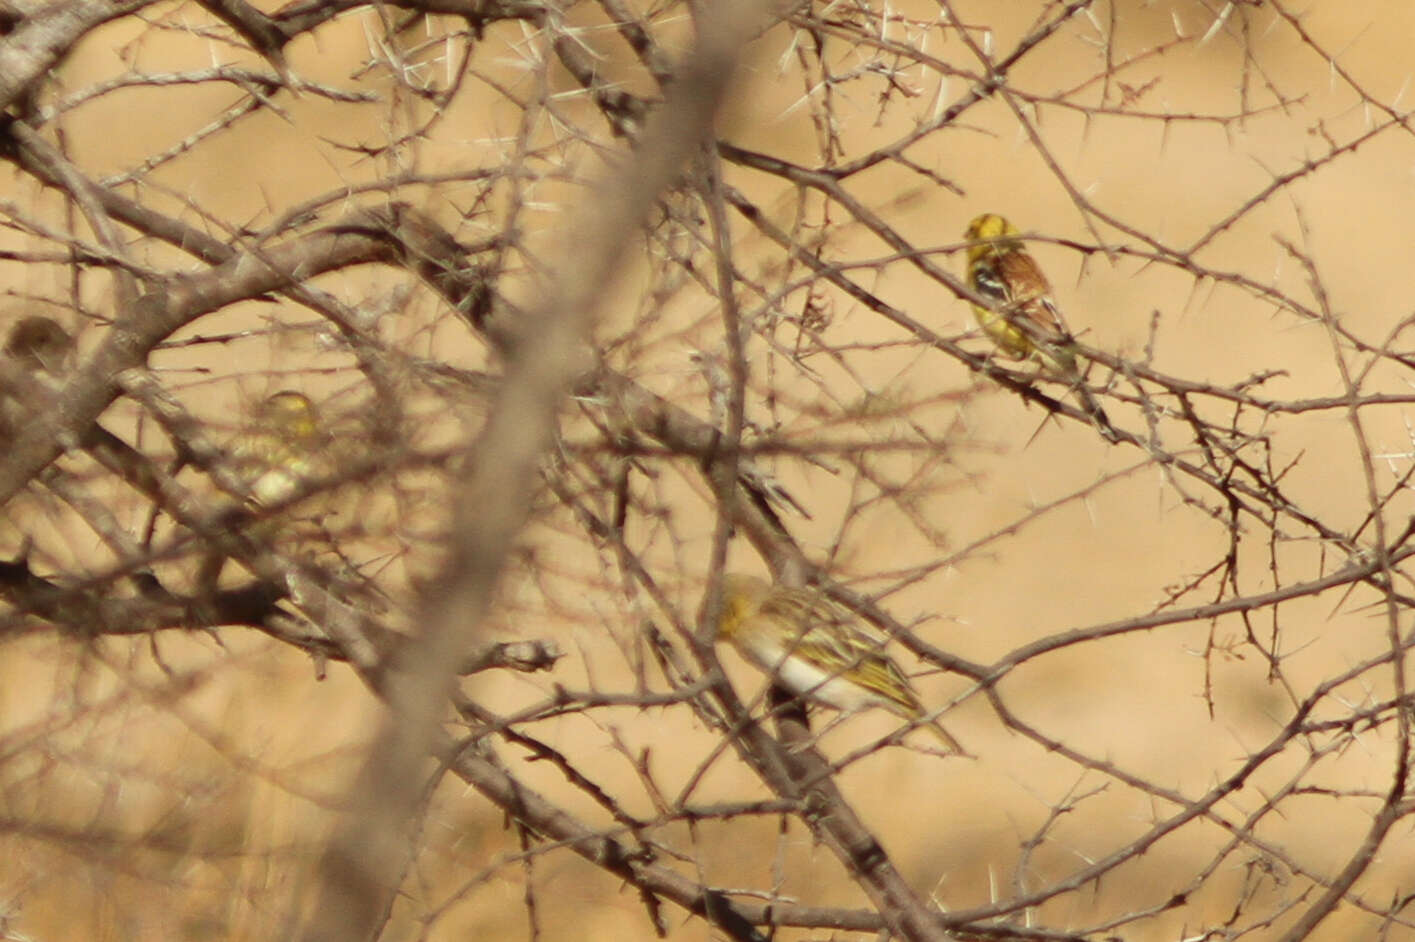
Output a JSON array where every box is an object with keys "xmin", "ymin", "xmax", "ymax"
[{"xmin": 770, "ymin": 652, "xmax": 883, "ymax": 712}]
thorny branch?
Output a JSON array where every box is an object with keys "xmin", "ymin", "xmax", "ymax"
[{"xmin": 0, "ymin": 1, "xmax": 1412, "ymax": 940}]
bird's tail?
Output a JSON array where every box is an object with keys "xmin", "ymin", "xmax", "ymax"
[{"xmin": 922, "ymin": 716, "xmax": 967, "ymax": 755}]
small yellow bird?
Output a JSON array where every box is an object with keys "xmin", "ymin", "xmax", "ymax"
[
  {"xmin": 230, "ymin": 390, "xmax": 329, "ymax": 506},
  {"xmin": 714, "ymin": 573, "xmax": 963, "ymax": 752},
  {"xmin": 195, "ymin": 391, "xmax": 333, "ymax": 599},
  {"xmin": 963, "ymin": 213, "xmax": 1117, "ymax": 441}
]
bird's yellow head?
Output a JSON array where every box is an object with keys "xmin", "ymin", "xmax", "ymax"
[
  {"xmin": 715, "ymin": 573, "xmax": 770, "ymax": 641},
  {"xmin": 253, "ymin": 390, "xmax": 321, "ymax": 441},
  {"xmin": 963, "ymin": 213, "xmax": 1021, "ymax": 263}
]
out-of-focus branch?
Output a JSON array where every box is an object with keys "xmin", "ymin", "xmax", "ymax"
[
  {"xmin": 0, "ymin": 204, "xmax": 426, "ymax": 506},
  {"xmin": 0, "ymin": 551, "xmax": 566, "ymax": 679},
  {"xmin": 0, "ymin": 0, "xmax": 151, "ymax": 111},
  {"xmin": 294, "ymin": 1, "xmax": 784, "ymax": 938},
  {"xmin": 1, "ymin": 119, "xmax": 235, "ymax": 264},
  {"xmin": 457, "ymin": 639, "xmax": 563, "ymax": 674}
]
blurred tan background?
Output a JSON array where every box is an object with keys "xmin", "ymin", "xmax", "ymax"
[{"xmin": 2, "ymin": 0, "xmax": 1415, "ymax": 939}]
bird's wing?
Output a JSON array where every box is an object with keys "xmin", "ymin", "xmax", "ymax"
[
  {"xmin": 760, "ymin": 589, "xmax": 920, "ymax": 714},
  {"xmin": 995, "ymin": 249, "xmax": 1072, "ymax": 342}
]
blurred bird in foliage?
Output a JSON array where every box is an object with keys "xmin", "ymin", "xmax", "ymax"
[
  {"xmin": 4, "ymin": 315, "xmax": 74, "ymax": 376},
  {"xmin": 229, "ymin": 390, "xmax": 331, "ymax": 507}
]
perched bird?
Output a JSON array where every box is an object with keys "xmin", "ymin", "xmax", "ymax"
[
  {"xmin": 4, "ymin": 316, "xmax": 75, "ymax": 376},
  {"xmin": 714, "ymin": 573, "xmax": 963, "ymax": 751},
  {"xmin": 963, "ymin": 213, "xmax": 1118, "ymax": 441},
  {"xmin": 0, "ymin": 316, "xmax": 75, "ymax": 446},
  {"xmin": 2, "ymin": 316, "xmax": 180, "ymax": 506},
  {"xmin": 195, "ymin": 391, "xmax": 334, "ymax": 598},
  {"xmin": 229, "ymin": 390, "xmax": 330, "ymax": 506}
]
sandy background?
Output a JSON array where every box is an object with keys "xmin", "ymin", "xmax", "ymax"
[{"xmin": 1, "ymin": 0, "xmax": 1414, "ymax": 939}]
